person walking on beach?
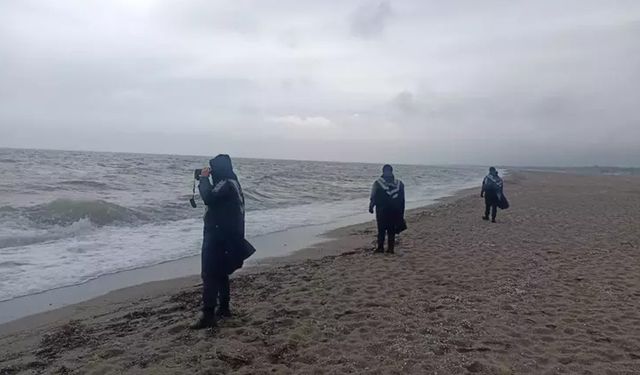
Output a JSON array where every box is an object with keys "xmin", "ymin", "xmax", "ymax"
[
  {"xmin": 191, "ymin": 154, "xmax": 246, "ymax": 329},
  {"xmin": 481, "ymin": 167, "xmax": 504, "ymax": 223},
  {"xmin": 369, "ymin": 164, "xmax": 406, "ymax": 254}
]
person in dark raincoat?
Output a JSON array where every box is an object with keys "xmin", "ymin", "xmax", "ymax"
[
  {"xmin": 481, "ymin": 167, "xmax": 504, "ymax": 223},
  {"xmin": 191, "ymin": 154, "xmax": 246, "ymax": 329},
  {"xmin": 369, "ymin": 164, "xmax": 406, "ymax": 254}
]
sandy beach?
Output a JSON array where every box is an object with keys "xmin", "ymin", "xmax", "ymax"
[{"xmin": 2, "ymin": 171, "xmax": 640, "ymax": 374}]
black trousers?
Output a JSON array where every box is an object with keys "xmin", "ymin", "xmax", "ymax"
[
  {"xmin": 376, "ymin": 212, "xmax": 396, "ymax": 251},
  {"xmin": 201, "ymin": 229, "xmax": 230, "ymax": 312},
  {"xmin": 484, "ymin": 191, "xmax": 499, "ymax": 220}
]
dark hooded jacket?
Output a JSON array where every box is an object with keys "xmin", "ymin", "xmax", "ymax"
[
  {"xmin": 198, "ymin": 154, "xmax": 245, "ymax": 239},
  {"xmin": 370, "ymin": 175, "xmax": 406, "ymax": 232},
  {"xmin": 198, "ymin": 155, "xmax": 255, "ymax": 275}
]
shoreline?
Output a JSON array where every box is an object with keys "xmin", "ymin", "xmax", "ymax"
[
  {"xmin": 2, "ymin": 171, "xmax": 640, "ymax": 374},
  {"xmin": 0, "ymin": 184, "xmax": 478, "ymax": 330}
]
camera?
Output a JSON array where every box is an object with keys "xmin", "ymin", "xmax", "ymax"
[
  {"xmin": 193, "ymin": 168, "xmax": 203, "ymax": 181},
  {"xmin": 190, "ymin": 168, "xmax": 205, "ymax": 208}
]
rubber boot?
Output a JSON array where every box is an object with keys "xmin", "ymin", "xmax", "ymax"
[
  {"xmin": 387, "ymin": 234, "xmax": 395, "ymax": 254},
  {"xmin": 374, "ymin": 236, "xmax": 385, "ymax": 253},
  {"xmin": 217, "ymin": 300, "xmax": 232, "ymax": 318},
  {"xmin": 190, "ymin": 310, "xmax": 217, "ymax": 330}
]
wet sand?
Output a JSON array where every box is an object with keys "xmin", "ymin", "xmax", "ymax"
[
  {"xmin": 0, "ymin": 221, "xmax": 349, "ymax": 325},
  {"xmin": 2, "ymin": 171, "xmax": 640, "ymax": 374}
]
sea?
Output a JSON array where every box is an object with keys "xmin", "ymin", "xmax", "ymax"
[{"xmin": 0, "ymin": 148, "xmax": 488, "ymax": 302}]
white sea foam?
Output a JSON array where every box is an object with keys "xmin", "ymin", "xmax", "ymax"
[{"xmin": 0, "ymin": 148, "xmax": 491, "ymax": 301}]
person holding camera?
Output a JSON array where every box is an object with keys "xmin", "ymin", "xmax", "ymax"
[{"xmin": 191, "ymin": 154, "xmax": 246, "ymax": 330}]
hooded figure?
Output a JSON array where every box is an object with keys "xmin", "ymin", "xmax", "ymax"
[
  {"xmin": 369, "ymin": 164, "xmax": 406, "ymax": 254},
  {"xmin": 481, "ymin": 167, "xmax": 505, "ymax": 223},
  {"xmin": 191, "ymin": 154, "xmax": 254, "ymax": 329}
]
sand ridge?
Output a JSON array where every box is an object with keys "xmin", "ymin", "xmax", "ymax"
[{"xmin": 1, "ymin": 172, "xmax": 640, "ymax": 374}]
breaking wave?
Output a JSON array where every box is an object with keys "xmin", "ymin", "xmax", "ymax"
[
  {"xmin": 0, "ymin": 218, "xmax": 96, "ymax": 249},
  {"xmin": 0, "ymin": 199, "xmax": 149, "ymax": 230}
]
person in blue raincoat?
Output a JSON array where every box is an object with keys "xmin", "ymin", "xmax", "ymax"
[
  {"xmin": 369, "ymin": 164, "xmax": 406, "ymax": 254},
  {"xmin": 191, "ymin": 154, "xmax": 249, "ymax": 329},
  {"xmin": 481, "ymin": 167, "xmax": 505, "ymax": 223}
]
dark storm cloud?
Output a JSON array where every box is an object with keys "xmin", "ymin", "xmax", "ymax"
[
  {"xmin": 349, "ymin": 1, "xmax": 393, "ymax": 38},
  {"xmin": 391, "ymin": 91, "xmax": 419, "ymax": 115}
]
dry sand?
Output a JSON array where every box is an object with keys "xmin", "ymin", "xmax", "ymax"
[{"xmin": 1, "ymin": 171, "xmax": 640, "ymax": 374}]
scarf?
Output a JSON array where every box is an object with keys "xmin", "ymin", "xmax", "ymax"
[
  {"xmin": 485, "ymin": 173, "xmax": 504, "ymax": 190},
  {"xmin": 376, "ymin": 175, "xmax": 401, "ymax": 199}
]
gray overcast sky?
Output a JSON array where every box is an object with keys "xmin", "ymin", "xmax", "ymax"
[{"xmin": 1, "ymin": 0, "xmax": 639, "ymax": 166}]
